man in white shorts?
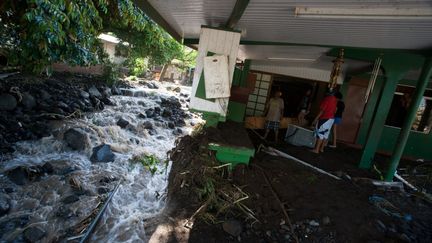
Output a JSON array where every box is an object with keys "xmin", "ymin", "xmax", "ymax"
[{"xmin": 310, "ymin": 91, "xmax": 337, "ymax": 154}]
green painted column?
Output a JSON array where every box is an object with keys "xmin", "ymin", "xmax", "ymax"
[
  {"xmin": 240, "ymin": 59, "xmax": 251, "ymax": 87},
  {"xmin": 359, "ymin": 69, "xmax": 407, "ymax": 169},
  {"xmin": 356, "ymin": 76, "xmax": 385, "ymax": 144},
  {"xmin": 385, "ymin": 58, "xmax": 432, "ymax": 181}
]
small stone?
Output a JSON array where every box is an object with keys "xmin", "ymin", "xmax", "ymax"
[
  {"xmin": 309, "ymin": 220, "xmax": 320, "ymax": 227},
  {"xmin": 145, "ymin": 109, "xmax": 154, "ymax": 118},
  {"xmin": 117, "ymin": 117, "xmax": 129, "ymax": 128},
  {"xmin": 138, "ymin": 113, "xmax": 146, "ymax": 119},
  {"xmin": 21, "ymin": 92, "xmax": 36, "ymax": 109},
  {"xmin": 111, "ymin": 86, "xmax": 121, "ymax": 95},
  {"xmin": 98, "ymin": 187, "xmax": 110, "ymax": 194},
  {"xmin": 143, "ymin": 121, "xmax": 153, "ymax": 130},
  {"xmin": 0, "ymin": 193, "xmax": 11, "ymax": 216},
  {"xmin": 223, "ymin": 219, "xmax": 243, "ymax": 237},
  {"xmin": 88, "ymin": 85, "xmax": 102, "ymax": 98},
  {"xmin": 90, "ymin": 144, "xmax": 115, "ymax": 163},
  {"xmin": 167, "ymin": 122, "xmax": 175, "ymax": 129},
  {"xmin": 62, "ymin": 195, "xmax": 79, "ymax": 204},
  {"xmin": 6, "ymin": 167, "xmax": 29, "ymax": 185},
  {"xmin": 24, "ymin": 226, "xmax": 46, "ymax": 242},
  {"xmin": 173, "ymin": 87, "xmax": 181, "ymax": 93},
  {"xmin": 0, "ymin": 93, "xmax": 17, "ymax": 111},
  {"xmin": 80, "ymin": 90, "xmax": 90, "ymax": 99},
  {"xmin": 322, "ymin": 216, "xmax": 331, "ymax": 225},
  {"xmin": 39, "ymin": 90, "xmax": 51, "ymax": 100},
  {"xmin": 162, "ymin": 109, "xmax": 172, "ymax": 117},
  {"xmin": 64, "ymin": 128, "xmax": 90, "ymax": 151}
]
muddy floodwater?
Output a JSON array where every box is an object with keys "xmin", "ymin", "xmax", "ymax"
[{"xmin": 0, "ymin": 82, "xmax": 202, "ymax": 242}]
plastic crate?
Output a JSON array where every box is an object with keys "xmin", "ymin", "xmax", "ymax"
[{"xmin": 285, "ymin": 124, "xmax": 316, "ymax": 148}]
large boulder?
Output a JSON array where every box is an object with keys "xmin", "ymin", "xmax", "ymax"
[
  {"xmin": 0, "ymin": 193, "xmax": 10, "ymax": 216},
  {"xmin": 64, "ymin": 128, "xmax": 90, "ymax": 151},
  {"xmin": 0, "ymin": 93, "xmax": 17, "ymax": 111},
  {"xmin": 90, "ymin": 144, "xmax": 115, "ymax": 163},
  {"xmin": 21, "ymin": 92, "xmax": 36, "ymax": 109},
  {"xmin": 88, "ymin": 86, "xmax": 102, "ymax": 98}
]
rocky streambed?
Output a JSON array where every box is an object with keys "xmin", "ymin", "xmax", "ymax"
[{"xmin": 0, "ymin": 73, "xmax": 202, "ymax": 242}]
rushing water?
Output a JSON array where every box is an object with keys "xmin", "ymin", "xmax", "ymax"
[{"xmin": 0, "ymin": 82, "xmax": 201, "ymax": 242}]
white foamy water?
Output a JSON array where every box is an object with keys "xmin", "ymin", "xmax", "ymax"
[{"xmin": 0, "ymin": 82, "xmax": 202, "ymax": 242}]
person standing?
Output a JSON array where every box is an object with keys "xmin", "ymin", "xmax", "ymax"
[
  {"xmin": 297, "ymin": 89, "xmax": 312, "ymax": 126},
  {"xmin": 310, "ymin": 91, "xmax": 337, "ymax": 154},
  {"xmin": 263, "ymin": 91, "xmax": 284, "ymax": 143},
  {"xmin": 329, "ymin": 92, "xmax": 345, "ymax": 148}
]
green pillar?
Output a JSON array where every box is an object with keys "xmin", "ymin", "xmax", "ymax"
[
  {"xmin": 385, "ymin": 58, "xmax": 432, "ymax": 181},
  {"xmin": 358, "ymin": 69, "xmax": 408, "ymax": 169},
  {"xmin": 356, "ymin": 76, "xmax": 385, "ymax": 144},
  {"xmin": 240, "ymin": 59, "xmax": 251, "ymax": 87}
]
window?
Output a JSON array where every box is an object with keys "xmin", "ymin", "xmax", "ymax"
[
  {"xmin": 385, "ymin": 86, "xmax": 432, "ymax": 134},
  {"xmin": 245, "ymin": 73, "xmax": 272, "ymax": 116}
]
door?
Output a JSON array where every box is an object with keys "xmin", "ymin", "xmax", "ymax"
[{"xmin": 338, "ymin": 77, "xmax": 369, "ymax": 143}]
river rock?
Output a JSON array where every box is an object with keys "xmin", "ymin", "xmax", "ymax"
[
  {"xmin": 6, "ymin": 167, "xmax": 29, "ymax": 185},
  {"xmin": 24, "ymin": 226, "xmax": 46, "ymax": 242},
  {"xmin": 62, "ymin": 195, "xmax": 80, "ymax": 204},
  {"xmin": 111, "ymin": 86, "xmax": 121, "ymax": 95},
  {"xmin": 0, "ymin": 193, "xmax": 10, "ymax": 216},
  {"xmin": 102, "ymin": 86, "xmax": 112, "ymax": 97},
  {"xmin": 101, "ymin": 97, "xmax": 115, "ymax": 106},
  {"xmin": 143, "ymin": 121, "xmax": 153, "ymax": 130},
  {"xmin": 64, "ymin": 128, "xmax": 90, "ymax": 151},
  {"xmin": 172, "ymin": 86, "xmax": 181, "ymax": 93},
  {"xmin": 21, "ymin": 92, "xmax": 36, "ymax": 109},
  {"xmin": 39, "ymin": 90, "xmax": 51, "ymax": 100},
  {"xmin": 137, "ymin": 113, "xmax": 146, "ymax": 119},
  {"xmin": 0, "ymin": 93, "xmax": 17, "ymax": 111},
  {"xmin": 223, "ymin": 219, "xmax": 243, "ymax": 237},
  {"xmin": 162, "ymin": 109, "xmax": 172, "ymax": 118},
  {"xmin": 90, "ymin": 144, "xmax": 115, "ymax": 163},
  {"xmin": 80, "ymin": 90, "xmax": 90, "ymax": 99},
  {"xmin": 167, "ymin": 122, "xmax": 175, "ymax": 129},
  {"xmin": 145, "ymin": 109, "xmax": 154, "ymax": 118},
  {"xmin": 88, "ymin": 85, "xmax": 102, "ymax": 98},
  {"xmin": 117, "ymin": 117, "xmax": 129, "ymax": 128}
]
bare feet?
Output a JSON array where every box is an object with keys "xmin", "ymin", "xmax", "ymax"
[{"xmin": 309, "ymin": 149, "xmax": 319, "ymax": 154}]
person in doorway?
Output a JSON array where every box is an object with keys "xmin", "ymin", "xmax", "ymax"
[
  {"xmin": 263, "ymin": 91, "xmax": 284, "ymax": 143},
  {"xmin": 297, "ymin": 89, "xmax": 312, "ymax": 126},
  {"xmin": 329, "ymin": 92, "xmax": 345, "ymax": 148},
  {"xmin": 310, "ymin": 90, "xmax": 337, "ymax": 154}
]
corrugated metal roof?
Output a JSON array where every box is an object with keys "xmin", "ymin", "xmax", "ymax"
[
  {"xmin": 237, "ymin": 0, "xmax": 432, "ymax": 49},
  {"xmin": 146, "ymin": 0, "xmax": 431, "ymax": 78},
  {"xmin": 147, "ymin": 0, "xmax": 236, "ymax": 38}
]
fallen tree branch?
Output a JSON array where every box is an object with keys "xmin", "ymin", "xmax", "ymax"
[{"xmin": 253, "ymin": 164, "xmax": 299, "ymax": 243}]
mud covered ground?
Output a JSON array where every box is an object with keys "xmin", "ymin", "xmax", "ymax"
[{"xmin": 147, "ymin": 125, "xmax": 432, "ymax": 243}]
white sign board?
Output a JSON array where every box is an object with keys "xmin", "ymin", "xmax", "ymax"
[{"xmin": 203, "ymin": 55, "xmax": 230, "ymax": 98}]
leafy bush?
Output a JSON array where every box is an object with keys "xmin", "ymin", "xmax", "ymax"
[
  {"xmin": 0, "ymin": 0, "xmax": 184, "ymax": 74},
  {"xmin": 127, "ymin": 57, "xmax": 148, "ymax": 77},
  {"xmin": 131, "ymin": 153, "xmax": 168, "ymax": 175}
]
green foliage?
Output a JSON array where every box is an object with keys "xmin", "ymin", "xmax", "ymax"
[
  {"xmin": 132, "ymin": 153, "xmax": 167, "ymax": 176},
  {"xmin": 127, "ymin": 57, "xmax": 148, "ymax": 76},
  {"xmin": 0, "ymin": 0, "xmax": 184, "ymax": 74},
  {"xmin": 102, "ymin": 62, "xmax": 120, "ymax": 86}
]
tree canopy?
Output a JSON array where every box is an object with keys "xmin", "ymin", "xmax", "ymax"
[{"xmin": 0, "ymin": 0, "xmax": 184, "ymax": 74}]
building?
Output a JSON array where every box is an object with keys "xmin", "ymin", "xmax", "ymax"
[{"xmin": 134, "ymin": 0, "xmax": 432, "ymax": 181}]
